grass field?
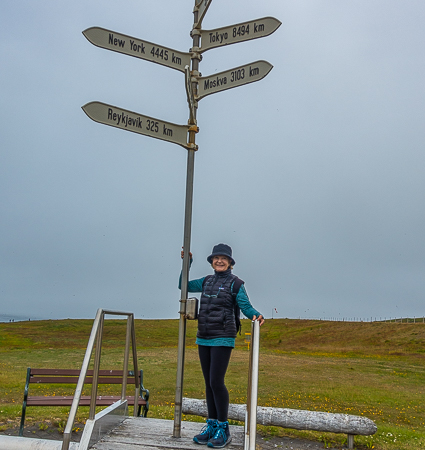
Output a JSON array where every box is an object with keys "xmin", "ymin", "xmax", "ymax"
[{"xmin": 0, "ymin": 318, "xmax": 424, "ymax": 449}]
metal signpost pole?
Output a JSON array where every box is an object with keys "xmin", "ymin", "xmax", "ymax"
[
  {"xmin": 82, "ymin": 0, "xmax": 279, "ymax": 441},
  {"xmin": 173, "ymin": 3, "xmax": 200, "ymax": 438},
  {"xmin": 173, "ymin": 152, "xmax": 195, "ymax": 438}
]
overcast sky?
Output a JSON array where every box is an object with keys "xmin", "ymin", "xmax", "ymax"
[{"xmin": 1, "ymin": 0, "xmax": 424, "ymax": 322}]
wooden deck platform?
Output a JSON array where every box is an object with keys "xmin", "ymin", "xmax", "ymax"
[{"xmin": 93, "ymin": 418, "xmax": 244, "ymax": 450}]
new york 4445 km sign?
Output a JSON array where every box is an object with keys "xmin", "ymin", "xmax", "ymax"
[{"xmin": 83, "ymin": 27, "xmax": 191, "ymax": 72}]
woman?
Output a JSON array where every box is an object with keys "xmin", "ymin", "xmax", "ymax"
[{"xmin": 179, "ymin": 243, "xmax": 264, "ymax": 448}]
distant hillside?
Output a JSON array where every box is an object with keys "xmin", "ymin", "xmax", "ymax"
[
  {"xmin": 1, "ymin": 318, "xmax": 424, "ymax": 357},
  {"xmin": 259, "ymin": 319, "xmax": 425, "ymax": 356}
]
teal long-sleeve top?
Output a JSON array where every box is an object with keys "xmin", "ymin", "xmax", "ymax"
[{"xmin": 179, "ymin": 264, "xmax": 261, "ymax": 348}]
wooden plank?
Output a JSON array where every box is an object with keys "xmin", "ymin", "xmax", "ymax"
[
  {"xmin": 30, "ymin": 369, "xmax": 132, "ymax": 376},
  {"xmin": 93, "ymin": 418, "xmax": 244, "ymax": 450},
  {"xmin": 30, "ymin": 376, "xmax": 137, "ymax": 384},
  {"xmin": 26, "ymin": 395, "xmax": 146, "ymax": 406},
  {"xmin": 30, "ymin": 369, "xmax": 82, "ymax": 376}
]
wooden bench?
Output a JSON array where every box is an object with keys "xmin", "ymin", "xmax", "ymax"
[{"xmin": 19, "ymin": 368, "xmax": 150, "ymax": 436}]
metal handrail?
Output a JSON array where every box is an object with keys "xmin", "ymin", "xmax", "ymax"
[
  {"xmin": 61, "ymin": 308, "xmax": 139, "ymax": 450},
  {"xmin": 244, "ymin": 319, "xmax": 260, "ymax": 450}
]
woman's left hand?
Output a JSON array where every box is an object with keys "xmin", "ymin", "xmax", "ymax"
[{"xmin": 252, "ymin": 315, "xmax": 265, "ymax": 327}]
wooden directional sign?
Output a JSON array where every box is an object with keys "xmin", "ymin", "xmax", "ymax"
[
  {"xmin": 83, "ymin": 27, "xmax": 191, "ymax": 73},
  {"xmin": 196, "ymin": 60, "xmax": 273, "ymax": 100},
  {"xmin": 194, "ymin": 0, "xmax": 213, "ymax": 29},
  {"xmin": 82, "ymin": 102, "xmax": 190, "ymax": 148},
  {"xmin": 200, "ymin": 17, "xmax": 281, "ymax": 52}
]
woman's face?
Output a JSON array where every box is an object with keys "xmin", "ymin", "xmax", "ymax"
[{"xmin": 212, "ymin": 255, "xmax": 231, "ymax": 272}]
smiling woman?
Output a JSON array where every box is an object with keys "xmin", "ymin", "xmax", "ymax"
[{"xmin": 179, "ymin": 243, "xmax": 264, "ymax": 448}]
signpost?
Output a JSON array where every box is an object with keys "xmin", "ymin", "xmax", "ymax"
[
  {"xmin": 82, "ymin": 102, "xmax": 190, "ymax": 148},
  {"xmin": 199, "ymin": 17, "xmax": 281, "ymax": 52},
  {"xmin": 194, "ymin": 0, "xmax": 213, "ymax": 29},
  {"xmin": 196, "ymin": 60, "xmax": 273, "ymax": 100},
  {"xmin": 81, "ymin": 0, "xmax": 280, "ymax": 443},
  {"xmin": 185, "ymin": 65, "xmax": 197, "ymax": 123},
  {"xmin": 83, "ymin": 27, "xmax": 191, "ymax": 72}
]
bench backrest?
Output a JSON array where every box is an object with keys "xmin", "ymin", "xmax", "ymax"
[{"xmin": 28, "ymin": 368, "xmax": 141, "ymax": 385}]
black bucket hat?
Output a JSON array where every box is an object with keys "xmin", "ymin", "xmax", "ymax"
[{"xmin": 207, "ymin": 243, "xmax": 236, "ymax": 266}]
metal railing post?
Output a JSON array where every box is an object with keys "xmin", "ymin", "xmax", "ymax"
[
  {"xmin": 62, "ymin": 308, "xmax": 103, "ymax": 450},
  {"xmin": 121, "ymin": 314, "xmax": 132, "ymax": 401},
  {"xmin": 244, "ymin": 324, "xmax": 254, "ymax": 448},
  {"xmin": 131, "ymin": 315, "xmax": 140, "ymax": 417},
  {"xmin": 89, "ymin": 311, "xmax": 104, "ymax": 419},
  {"xmin": 245, "ymin": 320, "xmax": 260, "ymax": 450},
  {"xmin": 61, "ymin": 309, "xmax": 140, "ymax": 450}
]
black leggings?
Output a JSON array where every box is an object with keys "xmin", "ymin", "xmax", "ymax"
[{"xmin": 198, "ymin": 345, "xmax": 233, "ymax": 422}]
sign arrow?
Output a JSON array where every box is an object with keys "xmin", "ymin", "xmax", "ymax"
[
  {"xmin": 196, "ymin": 60, "xmax": 273, "ymax": 100},
  {"xmin": 82, "ymin": 101, "xmax": 190, "ymax": 149},
  {"xmin": 194, "ymin": 0, "xmax": 213, "ymax": 29},
  {"xmin": 199, "ymin": 17, "xmax": 281, "ymax": 52},
  {"xmin": 83, "ymin": 27, "xmax": 191, "ymax": 73}
]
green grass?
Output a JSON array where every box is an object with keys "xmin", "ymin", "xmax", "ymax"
[{"xmin": 1, "ymin": 318, "xmax": 424, "ymax": 449}]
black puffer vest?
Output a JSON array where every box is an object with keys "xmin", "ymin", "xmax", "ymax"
[{"xmin": 197, "ymin": 269, "xmax": 239, "ymax": 339}]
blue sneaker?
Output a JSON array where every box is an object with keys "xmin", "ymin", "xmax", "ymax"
[
  {"xmin": 207, "ymin": 421, "xmax": 232, "ymax": 448},
  {"xmin": 193, "ymin": 419, "xmax": 218, "ymax": 445}
]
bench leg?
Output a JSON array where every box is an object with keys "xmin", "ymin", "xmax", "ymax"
[
  {"xmin": 347, "ymin": 434, "xmax": 354, "ymax": 449},
  {"xmin": 139, "ymin": 387, "xmax": 149, "ymax": 417},
  {"xmin": 19, "ymin": 368, "xmax": 32, "ymax": 437},
  {"xmin": 143, "ymin": 402, "xmax": 149, "ymax": 417},
  {"xmin": 137, "ymin": 402, "xmax": 149, "ymax": 417},
  {"xmin": 19, "ymin": 408, "xmax": 26, "ymax": 437}
]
